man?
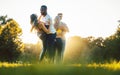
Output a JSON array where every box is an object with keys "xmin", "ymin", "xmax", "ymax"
[
  {"xmin": 38, "ymin": 5, "xmax": 56, "ymax": 62},
  {"xmin": 54, "ymin": 13, "xmax": 69, "ymax": 63}
]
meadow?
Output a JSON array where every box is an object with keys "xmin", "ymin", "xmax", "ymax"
[
  {"xmin": 1, "ymin": 17, "xmax": 120, "ymax": 75},
  {"xmin": 0, "ymin": 61, "xmax": 120, "ymax": 75}
]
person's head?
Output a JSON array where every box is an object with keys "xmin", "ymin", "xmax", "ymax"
[
  {"xmin": 54, "ymin": 16, "xmax": 60, "ymax": 23},
  {"xmin": 30, "ymin": 14, "xmax": 38, "ymax": 26},
  {"xmin": 40, "ymin": 5, "xmax": 47, "ymax": 16},
  {"xmin": 58, "ymin": 13, "xmax": 63, "ymax": 20}
]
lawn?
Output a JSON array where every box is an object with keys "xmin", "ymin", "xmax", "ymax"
[{"xmin": 0, "ymin": 62, "xmax": 120, "ymax": 75}]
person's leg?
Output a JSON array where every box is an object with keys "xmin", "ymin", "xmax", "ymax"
[
  {"xmin": 39, "ymin": 34, "xmax": 48, "ymax": 61},
  {"xmin": 39, "ymin": 40, "xmax": 47, "ymax": 61},
  {"xmin": 56, "ymin": 38, "xmax": 63, "ymax": 63},
  {"xmin": 39, "ymin": 25, "xmax": 49, "ymax": 62},
  {"xmin": 61, "ymin": 39, "xmax": 66, "ymax": 62},
  {"xmin": 47, "ymin": 33, "xmax": 56, "ymax": 62}
]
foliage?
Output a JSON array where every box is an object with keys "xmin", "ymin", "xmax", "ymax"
[
  {"xmin": 64, "ymin": 24, "xmax": 120, "ymax": 63},
  {"xmin": 0, "ymin": 16, "xmax": 24, "ymax": 62},
  {"xmin": 19, "ymin": 42, "xmax": 42, "ymax": 63},
  {"xmin": 0, "ymin": 15, "xmax": 7, "ymax": 25}
]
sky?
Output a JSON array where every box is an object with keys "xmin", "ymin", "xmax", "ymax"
[{"xmin": 0, "ymin": 0, "xmax": 120, "ymax": 43}]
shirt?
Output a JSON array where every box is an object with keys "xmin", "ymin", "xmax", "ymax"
[{"xmin": 39, "ymin": 14, "xmax": 56, "ymax": 34}]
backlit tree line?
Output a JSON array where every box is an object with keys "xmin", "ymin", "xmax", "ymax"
[{"xmin": 0, "ymin": 15, "xmax": 120, "ymax": 63}]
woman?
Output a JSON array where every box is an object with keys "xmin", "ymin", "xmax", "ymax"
[
  {"xmin": 30, "ymin": 14, "xmax": 49, "ymax": 34},
  {"xmin": 54, "ymin": 13, "xmax": 69, "ymax": 63},
  {"xmin": 30, "ymin": 13, "xmax": 52, "ymax": 62}
]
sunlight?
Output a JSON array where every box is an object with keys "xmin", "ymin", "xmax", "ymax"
[
  {"xmin": 65, "ymin": 33, "xmax": 72, "ymax": 40},
  {"xmin": 0, "ymin": 62, "xmax": 31, "ymax": 68},
  {"xmin": 21, "ymin": 33, "xmax": 71, "ymax": 44},
  {"xmin": 1, "ymin": 61, "xmax": 120, "ymax": 71},
  {"xmin": 87, "ymin": 61, "xmax": 120, "ymax": 70},
  {"xmin": 21, "ymin": 32, "xmax": 39, "ymax": 44}
]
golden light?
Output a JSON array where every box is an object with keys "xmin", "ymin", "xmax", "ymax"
[
  {"xmin": 0, "ymin": 62, "xmax": 31, "ymax": 68},
  {"xmin": 21, "ymin": 32, "xmax": 39, "ymax": 44}
]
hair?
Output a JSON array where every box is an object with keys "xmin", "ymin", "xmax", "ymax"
[
  {"xmin": 30, "ymin": 14, "xmax": 38, "ymax": 26},
  {"xmin": 41, "ymin": 5, "xmax": 47, "ymax": 10},
  {"xmin": 54, "ymin": 15, "xmax": 61, "ymax": 27},
  {"xmin": 58, "ymin": 13, "xmax": 62, "ymax": 16},
  {"xmin": 54, "ymin": 16, "xmax": 60, "ymax": 23}
]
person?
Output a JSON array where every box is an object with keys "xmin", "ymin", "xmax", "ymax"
[
  {"xmin": 54, "ymin": 13, "xmax": 69, "ymax": 63},
  {"xmin": 30, "ymin": 14, "xmax": 49, "ymax": 34},
  {"xmin": 38, "ymin": 5, "xmax": 56, "ymax": 62}
]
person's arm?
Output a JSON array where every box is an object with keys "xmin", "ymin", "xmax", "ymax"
[
  {"xmin": 60, "ymin": 22, "xmax": 69, "ymax": 32},
  {"xmin": 47, "ymin": 19, "xmax": 51, "ymax": 25},
  {"xmin": 64, "ymin": 24, "xmax": 69, "ymax": 32},
  {"xmin": 48, "ymin": 18, "xmax": 53, "ymax": 32},
  {"xmin": 30, "ymin": 24, "xmax": 35, "ymax": 32},
  {"xmin": 30, "ymin": 21, "xmax": 41, "ymax": 33},
  {"xmin": 38, "ymin": 21, "xmax": 50, "ymax": 34},
  {"xmin": 38, "ymin": 15, "xmax": 42, "ymax": 21}
]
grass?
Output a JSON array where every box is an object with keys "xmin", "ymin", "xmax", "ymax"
[{"xmin": 0, "ymin": 61, "xmax": 120, "ymax": 75}]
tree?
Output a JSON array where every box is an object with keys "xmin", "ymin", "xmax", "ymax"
[
  {"xmin": 0, "ymin": 16, "xmax": 24, "ymax": 62},
  {"xmin": 103, "ymin": 25, "xmax": 120, "ymax": 61},
  {"xmin": 0, "ymin": 15, "xmax": 7, "ymax": 25}
]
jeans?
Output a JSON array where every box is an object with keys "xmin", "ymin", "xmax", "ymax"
[
  {"xmin": 39, "ymin": 32, "xmax": 56, "ymax": 61},
  {"xmin": 38, "ymin": 32, "xmax": 48, "ymax": 61},
  {"xmin": 47, "ymin": 33, "xmax": 56, "ymax": 61},
  {"xmin": 38, "ymin": 25, "xmax": 49, "ymax": 61},
  {"xmin": 55, "ymin": 38, "xmax": 66, "ymax": 63},
  {"xmin": 61, "ymin": 39, "xmax": 66, "ymax": 61}
]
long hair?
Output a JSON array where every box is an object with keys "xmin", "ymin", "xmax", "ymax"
[
  {"xmin": 30, "ymin": 14, "xmax": 38, "ymax": 26},
  {"xmin": 54, "ymin": 15, "xmax": 60, "ymax": 26}
]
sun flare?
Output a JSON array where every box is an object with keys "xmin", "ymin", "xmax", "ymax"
[{"xmin": 21, "ymin": 32, "xmax": 39, "ymax": 44}]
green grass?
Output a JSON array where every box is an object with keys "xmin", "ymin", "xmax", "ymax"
[{"xmin": 0, "ymin": 62, "xmax": 120, "ymax": 75}]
